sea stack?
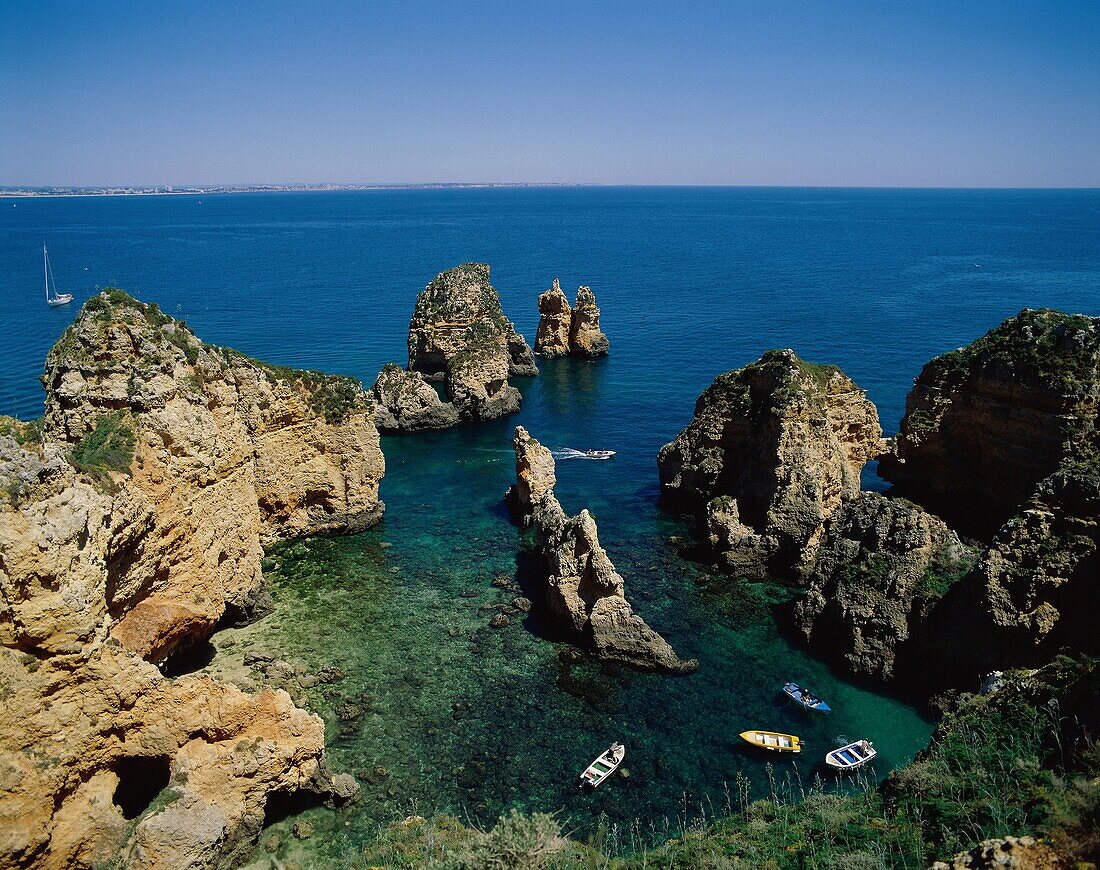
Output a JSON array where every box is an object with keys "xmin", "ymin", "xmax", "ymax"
[
  {"xmin": 534, "ymin": 279, "xmax": 572, "ymax": 357},
  {"xmin": 534, "ymin": 280, "xmax": 610, "ymax": 358},
  {"xmin": 370, "ymin": 263, "xmax": 538, "ymax": 429},
  {"xmin": 658, "ymin": 349, "xmax": 884, "ymax": 577},
  {"xmin": 1, "ymin": 289, "xmax": 378, "ymax": 868},
  {"xmin": 506, "ymin": 426, "xmax": 697, "ymax": 674}
]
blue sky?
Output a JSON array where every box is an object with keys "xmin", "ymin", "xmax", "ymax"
[{"xmin": 2, "ymin": 1, "xmax": 1098, "ymax": 186}]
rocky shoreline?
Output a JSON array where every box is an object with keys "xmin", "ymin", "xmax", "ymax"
[{"xmin": 2, "ymin": 286, "xmax": 1096, "ymax": 867}]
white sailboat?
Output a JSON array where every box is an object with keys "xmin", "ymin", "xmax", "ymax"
[{"xmin": 43, "ymin": 245, "xmax": 73, "ymax": 306}]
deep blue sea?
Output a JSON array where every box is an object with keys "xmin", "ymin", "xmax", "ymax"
[{"xmin": 2, "ymin": 188, "xmax": 1098, "ymax": 860}]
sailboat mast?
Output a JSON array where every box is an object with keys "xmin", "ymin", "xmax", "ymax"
[{"xmin": 43, "ymin": 245, "xmax": 49, "ymax": 302}]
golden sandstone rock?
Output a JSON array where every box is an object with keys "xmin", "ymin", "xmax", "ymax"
[{"xmin": 0, "ymin": 290, "xmax": 383, "ymax": 868}]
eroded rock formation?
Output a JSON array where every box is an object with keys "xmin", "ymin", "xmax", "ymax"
[
  {"xmin": 794, "ymin": 493, "xmax": 975, "ymax": 681},
  {"xmin": 569, "ymin": 285, "xmax": 609, "ymax": 358},
  {"xmin": 370, "ymin": 364, "xmax": 459, "ymax": 432},
  {"xmin": 534, "ymin": 280, "xmax": 609, "ymax": 358},
  {"xmin": 0, "ymin": 290, "xmax": 381, "ymax": 868},
  {"xmin": 506, "ymin": 427, "xmax": 697, "ymax": 673},
  {"xmin": 658, "ymin": 349, "xmax": 884, "ymax": 577},
  {"xmin": 405, "ymin": 263, "xmax": 536, "ymax": 423},
  {"xmin": 924, "ymin": 465, "xmax": 1099, "ymax": 678},
  {"xmin": 534, "ymin": 279, "xmax": 572, "ymax": 358},
  {"xmin": 879, "ymin": 309, "xmax": 1099, "ymax": 537}
]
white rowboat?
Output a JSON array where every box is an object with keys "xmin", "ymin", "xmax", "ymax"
[
  {"xmin": 578, "ymin": 742, "xmax": 625, "ymax": 790},
  {"xmin": 825, "ymin": 739, "xmax": 876, "ymax": 771}
]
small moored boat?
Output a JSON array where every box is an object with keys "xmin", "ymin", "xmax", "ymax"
[
  {"xmin": 825, "ymin": 739, "xmax": 876, "ymax": 771},
  {"xmin": 783, "ymin": 681, "xmax": 831, "ymax": 713},
  {"xmin": 43, "ymin": 245, "xmax": 73, "ymax": 307},
  {"xmin": 578, "ymin": 742, "xmax": 625, "ymax": 790},
  {"xmin": 739, "ymin": 730, "xmax": 801, "ymax": 753}
]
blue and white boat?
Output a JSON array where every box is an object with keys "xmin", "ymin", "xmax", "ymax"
[
  {"xmin": 825, "ymin": 739, "xmax": 876, "ymax": 771},
  {"xmin": 783, "ymin": 681, "xmax": 831, "ymax": 713}
]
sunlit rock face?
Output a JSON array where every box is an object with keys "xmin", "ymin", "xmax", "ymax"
[
  {"xmin": 507, "ymin": 426, "xmax": 697, "ymax": 674},
  {"xmin": 534, "ymin": 279, "xmax": 609, "ymax": 359},
  {"xmin": 658, "ymin": 348, "xmax": 884, "ymax": 578},
  {"xmin": 406, "ymin": 263, "xmax": 537, "ymax": 423},
  {"xmin": 0, "ymin": 290, "xmax": 380, "ymax": 868}
]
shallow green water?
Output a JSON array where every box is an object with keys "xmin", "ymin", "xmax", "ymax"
[{"xmin": 202, "ymin": 364, "xmax": 933, "ymax": 866}]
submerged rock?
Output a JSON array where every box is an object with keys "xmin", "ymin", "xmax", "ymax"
[
  {"xmin": 658, "ymin": 348, "xmax": 884, "ymax": 577},
  {"xmin": 534, "ymin": 279, "xmax": 610, "ymax": 358},
  {"xmin": 507, "ymin": 426, "xmax": 697, "ymax": 674},
  {"xmin": 879, "ymin": 308, "xmax": 1099, "ymax": 537},
  {"xmin": 406, "ymin": 263, "xmax": 536, "ymax": 422},
  {"xmin": 0, "ymin": 289, "xmax": 381, "ymax": 868},
  {"xmin": 369, "ymin": 363, "xmax": 459, "ymax": 432}
]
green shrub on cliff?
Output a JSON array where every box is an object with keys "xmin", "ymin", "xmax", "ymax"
[{"xmin": 70, "ymin": 412, "xmax": 136, "ymax": 481}]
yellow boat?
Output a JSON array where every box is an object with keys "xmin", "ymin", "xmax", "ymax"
[{"xmin": 740, "ymin": 730, "xmax": 802, "ymax": 753}]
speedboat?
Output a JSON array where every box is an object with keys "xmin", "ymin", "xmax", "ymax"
[
  {"xmin": 825, "ymin": 739, "xmax": 876, "ymax": 771},
  {"xmin": 739, "ymin": 730, "xmax": 802, "ymax": 753},
  {"xmin": 783, "ymin": 681, "xmax": 831, "ymax": 713},
  {"xmin": 578, "ymin": 742, "xmax": 625, "ymax": 790},
  {"xmin": 583, "ymin": 449, "xmax": 615, "ymax": 460}
]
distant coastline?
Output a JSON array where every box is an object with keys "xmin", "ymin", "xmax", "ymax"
[{"xmin": 0, "ymin": 182, "xmax": 584, "ymax": 198}]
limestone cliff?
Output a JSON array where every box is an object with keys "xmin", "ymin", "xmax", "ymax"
[
  {"xmin": 534, "ymin": 280, "xmax": 609, "ymax": 359},
  {"xmin": 0, "ymin": 290, "xmax": 382, "ymax": 869},
  {"xmin": 506, "ymin": 427, "xmax": 697, "ymax": 673},
  {"xmin": 533, "ymin": 279, "xmax": 572, "ymax": 358},
  {"xmin": 924, "ymin": 465, "xmax": 1099, "ymax": 679},
  {"xmin": 369, "ymin": 363, "xmax": 459, "ymax": 432},
  {"xmin": 405, "ymin": 263, "xmax": 537, "ymax": 423},
  {"xmin": 794, "ymin": 493, "xmax": 976, "ymax": 681},
  {"xmin": 658, "ymin": 349, "xmax": 884, "ymax": 577},
  {"xmin": 569, "ymin": 285, "xmax": 609, "ymax": 358},
  {"xmin": 879, "ymin": 309, "xmax": 1099, "ymax": 537}
]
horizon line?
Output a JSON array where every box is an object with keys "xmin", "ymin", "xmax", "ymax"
[{"xmin": 3, "ymin": 181, "xmax": 1100, "ymax": 197}]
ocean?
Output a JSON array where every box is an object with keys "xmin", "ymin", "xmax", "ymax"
[{"xmin": 3, "ymin": 187, "xmax": 1098, "ymax": 857}]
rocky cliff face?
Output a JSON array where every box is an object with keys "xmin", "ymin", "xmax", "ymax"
[
  {"xmin": 794, "ymin": 493, "xmax": 975, "ymax": 681},
  {"xmin": 404, "ymin": 263, "xmax": 537, "ymax": 423},
  {"xmin": 879, "ymin": 309, "xmax": 1099, "ymax": 537},
  {"xmin": 507, "ymin": 427, "xmax": 697, "ymax": 673},
  {"xmin": 369, "ymin": 363, "xmax": 459, "ymax": 432},
  {"xmin": 658, "ymin": 349, "xmax": 884, "ymax": 577},
  {"xmin": 534, "ymin": 279, "xmax": 572, "ymax": 358},
  {"xmin": 924, "ymin": 465, "xmax": 1099, "ymax": 679},
  {"xmin": 0, "ymin": 290, "xmax": 381, "ymax": 868},
  {"xmin": 569, "ymin": 285, "xmax": 609, "ymax": 358},
  {"xmin": 534, "ymin": 280, "xmax": 609, "ymax": 359}
]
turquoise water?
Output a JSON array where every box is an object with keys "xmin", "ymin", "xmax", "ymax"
[{"xmin": 3, "ymin": 188, "xmax": 1099, "ymax": 858}]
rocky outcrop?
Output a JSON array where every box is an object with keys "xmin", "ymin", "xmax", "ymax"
[
  {"xmin": 569, "ymin": 285, "xmax": 609, "ymax": 358},
  {"xmin": 534, "ymin": 279, "xmax": 572, "ymax": 358},
  {"xmin": 658, "ymin": 349, "xmax": 884, "ymax": 577},
  {"xmin": 37, "ymin": 290, "xmax": 385, "ymax": 661},
  {"xmin": 930, "ymin": 836, "xmax": 1065, "ymax": 870},
  {"xmin": 924, "ymin": 464, "xmax": 1099, "ymax": 678},
  {"xmin": 879, "ymin": 309, "xmax": 1099, "ymax": 537},
  {"xmin": 369, "ymin": 364, "xmax": 459, "ymax": 432},
  {"xmin": 534, "ymin": 280, "xmax": 609, "ymax": 358},
  {"xmin": 507, "ymin": 427, "xmax": 697, "ymax": 674},
  {"xmin": 794, "ymin": 493, "xmax": 976, "ymax": 681},
  {"xmin": 0, "ymin": 290, "xmax": 381, "ymax": 869},
  {"xmin": 405, "ymin": 263, "xmax": 537, "ymax": 423}
]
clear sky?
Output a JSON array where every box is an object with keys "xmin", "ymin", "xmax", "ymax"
[{"xmin": 2, "ymin": 0, "xmax": 1098, "ymax": 187}]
